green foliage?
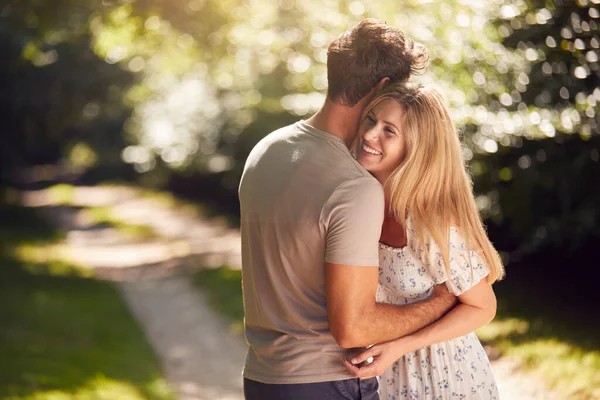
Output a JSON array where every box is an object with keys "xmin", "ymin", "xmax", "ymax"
[
  {"xmin": 473, "ymin": 134, "xmax": 600, "ymax": 257},
  {"xmin": 0, "ymin": 1, "xmax": 133, "ymax": 181},
  {"xmin": 496, "ymin": 0, "xmax": 599, "ymax": 136},
  {"xmin": 0, "ymin": 0, "xmax": 524, "ymax": 175},
  {"xmin": 471, "ymin": 0, "xmax": 600, "ymax": 257}
]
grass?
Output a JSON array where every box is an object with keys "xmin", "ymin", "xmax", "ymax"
[
  {"xmin": 0, "ymin": 200, "xmax": 174, "ymax": 400},
  {"xmin": 476, "ymin": 277, "xmax": 600, "ymax": 400},
  {"xmin": 0, "ymin": 200, "xmax": 83, "ymax": 274},
  {"xmin": 83, "ymin": 206, "xmax": 157, "ymax": 241},
  {"xmin": 192, "ymin": 267, "xmax": 244, "ymax": 334}
]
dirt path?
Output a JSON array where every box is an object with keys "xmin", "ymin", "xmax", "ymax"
[
  {"xmin": 119, "ymin": 275, "xmax": 246, "ymax": 400},
  {"xmin": 22, "ymin": 185, "xmax": 560, "ymax": 400},
  {"xmin": 23, "ymin": 186, "xmax": 245, "ymax": 400}
]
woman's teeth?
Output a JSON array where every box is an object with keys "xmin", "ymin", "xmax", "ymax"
[{"xmin": 362, "ymin": 144, "xmax": 382, "ymax": 155}]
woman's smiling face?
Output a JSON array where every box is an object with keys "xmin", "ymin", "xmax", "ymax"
[{"xmin": 357, "ymin": 98, "xmax": 407, "ymax": 183}]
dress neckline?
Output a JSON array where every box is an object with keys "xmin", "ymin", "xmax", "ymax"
[
  {"xmin": 378, "ymin": 242, "xmax": 407, "ymax": 252},
  {"xmin": 378, "ymin": 215, "xmax": 412, "ymax": 253}
]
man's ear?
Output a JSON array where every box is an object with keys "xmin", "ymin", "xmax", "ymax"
[{"xmin": 376, "ymin": 77, "xmax": 390, "ymax": 91}]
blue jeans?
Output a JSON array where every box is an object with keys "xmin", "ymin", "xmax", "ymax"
[{"xmin": 244, "ymin": 377, "xmax": 379, "ymax": 400}]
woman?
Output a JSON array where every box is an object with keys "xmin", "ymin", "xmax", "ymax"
[{"xmin": 344, "ymin": 82, "xmax": 504, "ymax": 399}]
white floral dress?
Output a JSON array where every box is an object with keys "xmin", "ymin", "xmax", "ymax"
[{"xmin": 376, "ymin": 217, "xmax": 499, "ymax": 400}]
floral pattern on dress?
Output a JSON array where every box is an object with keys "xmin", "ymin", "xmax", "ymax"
[{"xmin": 376, "ymin": 216, "xmax": 499, "ymax": 400}]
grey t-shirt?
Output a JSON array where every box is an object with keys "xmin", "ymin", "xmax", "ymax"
[{"xmin": 239, "ymin": 120, "xmax": 384, "ymax": 384}]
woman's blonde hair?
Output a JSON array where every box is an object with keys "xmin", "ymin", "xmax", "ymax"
[{"xmin": 363, "ymin": 82, "xmax": 504, "ymax": 283}]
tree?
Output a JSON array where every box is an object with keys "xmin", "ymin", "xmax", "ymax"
[
  {"xmin": 0, "ymin": 1, "xmax": 134, "ymax": 184},
  {"xmin": 470, "ymin": 0, "xmax": 600, "ymax": 262}
]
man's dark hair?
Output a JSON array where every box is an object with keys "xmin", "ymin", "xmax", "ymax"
[{"xmin": 326, "ymin": 19, "xmax": 428, "ymax": 106}]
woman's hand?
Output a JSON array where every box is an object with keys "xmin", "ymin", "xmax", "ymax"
[{"xmin": 343, "ymin": 338, "xmax": 410, "ymax": 379}]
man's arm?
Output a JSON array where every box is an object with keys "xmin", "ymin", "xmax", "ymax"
[
  {"xmin": 322, "ymin": 177, "xmax": 455, "ymax": 348},
  {"xmin": 344, "ymin": 279, "xmax": 496, "ymax": 379},
  {"xmin": 326, "ymin": 262, "xmax": 456, "ymax": 348}
]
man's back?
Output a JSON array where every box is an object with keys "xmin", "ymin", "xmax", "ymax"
[{"xmin": 239, "ymin": 120, "xmax": 383, "ymax": 384}]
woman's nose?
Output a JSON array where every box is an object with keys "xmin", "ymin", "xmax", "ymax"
[{"xmin": 363, "ymin": 126, "xmax": 379, "ymax": 141}]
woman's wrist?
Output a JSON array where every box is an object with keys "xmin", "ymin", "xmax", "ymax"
[
  {"xmin": 392, "ymin": 335, "xmax": 418, "ymax": 357},
  {"xmin": 397, "ymin": 332, "xmax": 425, "ymax": 354}
]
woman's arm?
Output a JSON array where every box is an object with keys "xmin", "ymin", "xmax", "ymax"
[{"xmin": 344, "ymin": 279, "xmax": 496, "ymax": 379}]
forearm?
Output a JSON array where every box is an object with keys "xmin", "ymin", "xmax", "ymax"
[
  {"xmin": 395, "ymin": 302, "xmax": 494, "ymax": 353},
  {"xmin": 348, "ymin": 293, "xmax": 455, "ymax": 347},
  {"xmin": 343, "ymin": 300, "xmax": 495, "ymax": 380}
]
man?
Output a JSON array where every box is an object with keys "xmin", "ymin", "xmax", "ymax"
[{"xmin": 239, "ymin": 19, "xmax": 456, "ymax": 400}]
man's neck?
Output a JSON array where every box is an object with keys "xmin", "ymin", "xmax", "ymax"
[{"xmin": 305, "ymin": 99, "xmax": 364, "ymax": 148}]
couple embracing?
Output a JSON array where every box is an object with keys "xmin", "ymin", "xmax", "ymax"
[{"xmin": 239, "ymin": 19, "xmax": 504, "ymax": 400}]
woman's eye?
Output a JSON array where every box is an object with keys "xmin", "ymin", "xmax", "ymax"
[
  {"xmin": 385, "ymin": 128, "xmax": 396, "ymax": 135},
  {"xmin": 367, "ymin": 116, "xmax": 376, "ymax": 123}
]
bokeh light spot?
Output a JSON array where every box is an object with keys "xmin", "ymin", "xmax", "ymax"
[
  {"xmin": 349, "ymin": 2, "xmax": 365, "ymax": 16},
  {"xmin": 518, "ymin": 155, "xmax": 531, "ymax": 169},
  {"xmin": 483, "ymin": 139, "xmax": 498, "ymax": 153}
]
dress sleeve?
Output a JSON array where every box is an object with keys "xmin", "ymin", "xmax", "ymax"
[
  {"xmin": 322, "ymin": 177, "xmax": 384, "ymax": 267},
  {"xmin": 427, "ymin": 228, "xmax": 490, "ymax": 296}
]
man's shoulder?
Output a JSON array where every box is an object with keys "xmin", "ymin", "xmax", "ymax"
[
  {"xmin": 330, "ymin": 174, "xmax": 383, "ymax": 200},
  {"xmin": 256, "ymin": 121, "xmax": 303, "ymax": 146},
  {"xmin": 244, "ymin": 122, "xmax": 301, "ymax": 161}
]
